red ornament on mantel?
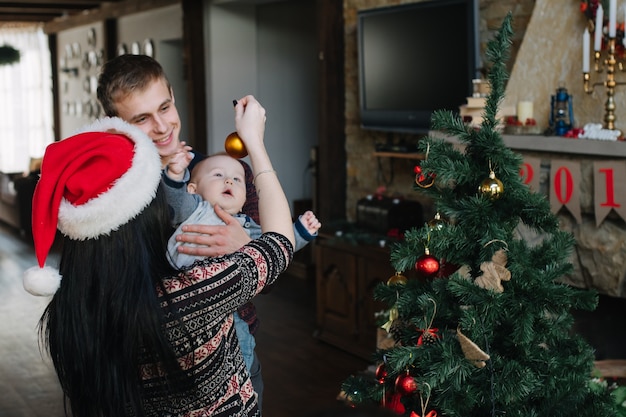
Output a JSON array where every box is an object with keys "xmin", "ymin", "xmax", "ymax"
[{"xmin": 415, "ymin": 248, "xmax": 440, "ymax": 278}]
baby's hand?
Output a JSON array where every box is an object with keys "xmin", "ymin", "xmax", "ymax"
[
  {"xmin": 299, "ymin": 210, "xmax": 321, "ymax": 235},
  {"xmin": 167, "ymin": 142, "xmax": 193, "ymax": 181}
]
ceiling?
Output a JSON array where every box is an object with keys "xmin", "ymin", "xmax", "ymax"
[{"xmin": 0, "ymin": 1, "xmax": 123, "ymax": 24}]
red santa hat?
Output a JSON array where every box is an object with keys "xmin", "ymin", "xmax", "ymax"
[{"xmin": 23, "ymin": 117, "xmax": 162, "ymax": 296}]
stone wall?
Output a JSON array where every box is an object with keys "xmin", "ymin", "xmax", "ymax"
[{"xmin": 343, "ymin": 0, "xmax": 626, "ymax": 297}]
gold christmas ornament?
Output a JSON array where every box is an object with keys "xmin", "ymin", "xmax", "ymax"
[
  {"xmin": 428, "ymin": 212, "xmax": 445, "ymax": 231},
  {"xmin": 478, "ymin": 169, "xmax": 504, "ymax": 200},
  {"xmin": 387, "ymin": 272, "xmax": 408, "ymax": 285},
  {"xmin": 224, "ymin": 131, "xmax": 248, "ymax": 159}
]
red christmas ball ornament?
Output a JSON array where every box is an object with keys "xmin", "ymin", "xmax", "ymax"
[
  {"xmin": 395, "ymin": 372, "xmax": 419, "ymax": 395},
  {"xmin": 224, "ymin": 131, "xmax": 248, "ymax": 158},
  {"xmin": 375, "ymin": 363, "xmax": 388, "ymax": 383},
  {"xmin": 384, "ymin": 392, "xmax": 406, "ymax": 414},
  {"xmin": 415, "ymin": 248, "xmax": 440, "ymax": 278}
]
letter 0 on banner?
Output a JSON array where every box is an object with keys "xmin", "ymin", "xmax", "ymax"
[{"xmin": 549, "ymin": 159, "xmax": 582, "ymax": 224}]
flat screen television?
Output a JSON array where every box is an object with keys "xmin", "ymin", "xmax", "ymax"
[{"xmin": 357, "ymin": 0, "xmax": 480, "ymax": 134}]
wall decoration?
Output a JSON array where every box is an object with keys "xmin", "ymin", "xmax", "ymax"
[
  {"xmin": 143, "ymin": 39, "xmax": 154, "ymax": 57},
  {"xmin": 550, "ymin": 159, "xmax": 582, "ymax": 224},
  {"xmin": 88, "ymin": 50, "xmax": 97, "ymax": 67},
  {"xmin": 593, "ymin": 160, "xmax": 626, "ymax": 225},
  {"xmin": 84, "ymin": 100, "xmax": 93, "ymax": 118},
  {"xmin": 519, "ymin": 156, "xmax": 541, "ymax": 192},
  {"xmin": 87, "ymin": 28, "xmax": 96, "ymax": 47},
  {"xmin": 117, "ymin": 43, "xmax": 127, "ymax": 56},
  {"xmin": 75, "ymin": 100, "xmax": 83, "ymax": 117},
  {"xmin": 520, "ymin": 156, "xmax": 626, "ymax": 226},
  {"xmin": 92, "ymin": 100, "xmax": 101, "ymax": 117},
  {"xmin": 131, "ymin": 41, "xmax": 140, "ymax": 55},
  {"xmin": 72, "ymin": 42, "xmax": 81, "ymax": 58},
  {"xmin": 89, "ymin": 76, "xmax": 98, "ymax": 94},
  {"xmin": 81, "ymin": 52, "xmax": 90, "ymax": 70}
]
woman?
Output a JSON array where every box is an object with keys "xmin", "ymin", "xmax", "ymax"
[{"xmin": 24, "ymin": 96, "xmax": 293, "ymax": 417}]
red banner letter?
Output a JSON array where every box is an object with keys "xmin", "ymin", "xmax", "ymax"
[
  {"xmin": 598, "ymin": 168, "xmax": 620, "ymax": 208},
  {"xmin": 519, "ymin": 163, "xmax": 534, "ymax": 185},
  {"xmin": 554, "ymin": 166, "xmax": 573, "ymax": 204}
]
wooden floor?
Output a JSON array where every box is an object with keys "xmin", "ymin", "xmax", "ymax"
[{"xmin": 0, "ymin": 222, "xmax": 369, "ymax": 416}]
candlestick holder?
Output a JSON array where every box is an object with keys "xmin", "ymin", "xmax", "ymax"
[{"xmin": 583, "ymin": 37, "xmax": 626, "ymax": 130}]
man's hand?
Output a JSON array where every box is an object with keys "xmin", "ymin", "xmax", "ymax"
[{"xmin": 176, "ymin": 205, "xmax": 251, "ymax": 257}]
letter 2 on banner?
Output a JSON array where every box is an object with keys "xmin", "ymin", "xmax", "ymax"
[
  {"xmin": 593, "ymin": 161, "xmax": 626, "ymax": 226},
  {"xmin": 549, "ymin": 159, "xmax": 582, "ymax": 224},
  {"xmin": 520, "ymin": 157, "xmax": 541, "ymax": 192}
]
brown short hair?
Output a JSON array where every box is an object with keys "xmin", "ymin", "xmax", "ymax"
[{"xmin": 97, "ymin": 54, "xmax": 172, "ymax": 117}]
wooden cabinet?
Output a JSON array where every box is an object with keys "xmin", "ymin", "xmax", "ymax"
[{"xmin": 315, "ymin": 237, "xmax": 396, "ymax": 359}]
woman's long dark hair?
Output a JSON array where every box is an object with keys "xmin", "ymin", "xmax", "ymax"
[{"xmin": 39, "ymin": 185, "xmax": 183, "ymax": 417}]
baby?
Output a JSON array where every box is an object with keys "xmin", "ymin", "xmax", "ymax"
[{"xmin": 161, "ymin": 149, "xmax": 320, "ymax": 374}]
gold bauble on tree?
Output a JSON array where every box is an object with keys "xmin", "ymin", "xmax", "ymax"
[
  {"xmin": 224, "ymin": 131, "xmax": 248, "ymax": 159},
  {"xmin": 478, "ymin": 169, "xmax": 504, "ymax": 200},
  {"xmin": 387, "ymin": 272, "xmax": 408, "ymax": 285},
  {"xmin": 428, "ymin": 212, "xmax": 445, "ymax": 231}
]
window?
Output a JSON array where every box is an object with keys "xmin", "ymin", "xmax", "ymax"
[{"xmin": 0, "ymin": 24, "xmax": 53, "ymax": 173}]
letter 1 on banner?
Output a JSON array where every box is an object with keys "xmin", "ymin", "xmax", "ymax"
[
  {"xmin": 593, "ymin": 161, "xmax": 626, "ymax": 226},
  {"xmin": 549, "ymin": 159, "xmax": 582, "ymax": 224}
]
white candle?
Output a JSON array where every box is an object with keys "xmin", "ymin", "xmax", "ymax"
[
  {"xmin": 610, "ymin": 0, "xmax": 617, "ymax": 37},
  {"xmin": 595, "ymin": 4, "xmax": 604, "ymax": 50},
  {"xmin": 517, "ymin": 101, "xmax": 534, "ymax": 125},
  {"xmin": 583, "ymin": 28, "xmax": 590, "ymax": 73}
]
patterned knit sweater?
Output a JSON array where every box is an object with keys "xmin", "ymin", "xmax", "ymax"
[{"xmin": 139, "ymin": 232, "xmax": 293, "ymax": 416}]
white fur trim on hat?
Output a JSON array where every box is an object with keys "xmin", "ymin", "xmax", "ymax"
[
  {"xmin": 23, "ymin": 265, "xmax": 62, "ymax": 296},
  {"xmin": 57, "ymin": 117, "xmax": 162, "ymax": 240}
]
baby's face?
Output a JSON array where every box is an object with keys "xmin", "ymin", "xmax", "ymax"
[{"xmin": 188, "ymin": 155, "xmax": 247, "ymax": 214}]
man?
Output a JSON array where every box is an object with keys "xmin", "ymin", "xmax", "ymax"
[
  {"xmin": 97, "ymin": 54, "xmax": 253, "ymax": 255},
  {"xmin": 97, "ymin": 54, "xmax": 268, "ymax": 408}
]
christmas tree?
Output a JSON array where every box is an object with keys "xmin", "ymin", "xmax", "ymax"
[{"xmin": 342, "ymin": 13, "xmax": 618, "ymax": 417}]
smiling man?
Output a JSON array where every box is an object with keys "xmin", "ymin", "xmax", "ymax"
[{"xmin": 96, "ymin": 55, "xmax": 200, "ymax": 170}]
